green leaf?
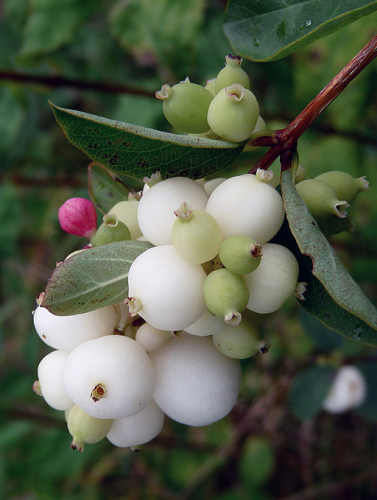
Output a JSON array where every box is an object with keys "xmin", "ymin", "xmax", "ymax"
[
  {"xmin": 50, "ymin": 103, "xmax": 246, "ymax": 180},
  {"xmin": 20, "ymin": 0, "xmax": 102, "ymax": 57},
  {"xmin": 41, "ymin": 240, "xmax": 153, "ymax": 315},
  {"xmin": 223, "ymin": 0, "xmax": 377, "ymax": 62},
  {"xmin": 280, "ymin": 170, "xmax": 377, "ymax": 346},
  {"xmin": 289, "ymin": 365, "xmax": 335, "ymax": 420},
  {"xmin": 88, "ymin": 162, "xmax": 129, "ymax": 215},
  {"xmin": 353, "ymin": 362, "xmax": 377, "ymax": 420}
]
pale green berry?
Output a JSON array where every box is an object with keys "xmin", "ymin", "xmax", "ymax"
[
  {"xmin": 108, "ymin": 199, "xmax": 142, "ymax": 240},
  {"xmin": 215, "ymin": 54, "xmax": 251, "ymax": 94},
  {"xmin": 91, "ymin": 214, "xmax": 131, "ymax": 246},
  {"xmin": 67, "ymin": 405, "xmax": 113, "ymax": 452},
  {"xmin": 156, "ymin": 78, "xmax": 213, "ymax": 134},
  {"xmin": 207, "ymin": 83, "xmax": 259, "ymax": 142},
  {"xmin": 294, "ymin": 163, "xmax": 306, "ymax": 184},
  {"xmin": 205, "ymin": 78, "xmax": 216, "ymax": 96},
  {"xmin": 203, "ymin": 268, "xmax": 249, "ymax": 325},
  {"xmin": 171, "ymin": 203, "xmax": 223, "ymax": 264},
  {"xmin": 315, "ymin": 171, "xmax": 369, "ymax": 204},
  {"xmin": 295, "ymin": 179, "xmax": 349, "ymax": 222},
  {"xmin": 219, "ymin": 235, "xmax": 262, "ymax": 275},
  {"xmin": 244, "ymin": 243, "xmax": 299, "ymax": 314},
  {"xmin": 212, "ymin": 317, "xmax": 265, "ymax": 359}
]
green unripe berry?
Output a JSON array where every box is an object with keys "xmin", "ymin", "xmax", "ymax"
[
  {"xmin": 219, "ymin": 235, "xmax": 262, "ymax": 275},
  {"xmin": 315, "ymin": 171, "xmax": 369, "ymax": 204},
  {"xmin": 108, "ymin": 198, "xmax": 142, "ymax": 240},
  {"xmin": 207, "ymin": 84, "xmax": 259, "ymax": 143},
  {"xmin": 172, "ymin": 203, "xmax": 223, "ymax": 264},
  {"xmin": 294, "ymin": 163, "xmax": 306, "ymax": 184},
  {"xmin": 203, "ymin": 268, "xmax": 249, "ymax": 325},
  {"xmin": 67, "ymin": 405, "xmax": 113, "ymax": 452},
  {"xmin": 295, "ymin": 179, "xmax": 349, "ymax": 222},
  {"xmin": 205, "ymin": 78, "xmax": 216, "ymax": 96},
  {"xmin": 212, "ymin": 317, "xmax": 265, "ymax": 359},
  {"xmin": 215, "ymin": 54, "xmax": 251, "ymax": 94},
  {"xmin": 156, "ymin": 78, "xmax": 213, "ymax": 134},
  {"xmin": 91, "ymin": 214, "xmax": 131, "ymax": 247}
]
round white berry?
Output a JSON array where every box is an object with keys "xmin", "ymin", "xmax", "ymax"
[
  {"xmin": 149, "ymin": 333, "xmax": 241, "ymax": 426},
  {"xmin": 62, "ymin": 335, "xmax": 155, "ymax": 419}
]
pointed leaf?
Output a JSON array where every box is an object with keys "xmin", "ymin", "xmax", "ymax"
[
  {"xmin": 42, "ymin": 240, "xmax": 153, "ymax": 315},
  {"xmin": 279, "ymin": 170, "xmax": 377, "ymax": 346},
  {"xmin": 223, "ymin": 0, "xmax": 377, "ymax": 62},
  {"xmin": 50, "ymin": 103, "xmax": 246, "ymax": 180},
  {"xmin": 88, "ymin": 162, "xmax": 129, "ymax": 215},
  {"xmin": 289, "ymin": 366, "xmax": 335, "ymax": 420}
]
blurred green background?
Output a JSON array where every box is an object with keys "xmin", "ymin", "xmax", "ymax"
[{"xmin": 2, "ymin": 1, "xmax": 377, "ymax": 499}]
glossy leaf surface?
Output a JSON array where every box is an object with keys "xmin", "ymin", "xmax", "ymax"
[{"xmin": 223, "ymin": 0, "xmax": 377, "ymax": 61}]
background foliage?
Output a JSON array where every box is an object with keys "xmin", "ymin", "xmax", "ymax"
[{"xmin": 1, "ymin": 1, "xmax": 377, "ymax": 499}]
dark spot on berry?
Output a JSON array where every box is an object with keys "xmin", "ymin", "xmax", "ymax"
[{"xmin": 42, "ymin": 334, "xmax": 46, "ymax": 339}]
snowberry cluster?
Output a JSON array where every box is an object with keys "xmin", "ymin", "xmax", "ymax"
[
  {"xmin": 33, "ymin": 166, "xmax": 303, "ymax": 451},
  {"xmin": 32, "ymin": 53, "xmax": 370, "ymax": 452}
]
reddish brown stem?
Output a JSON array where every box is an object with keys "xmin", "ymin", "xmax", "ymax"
[{"xmin": 249, "ymin": 35, "xmax": 377, "ymax": 174}]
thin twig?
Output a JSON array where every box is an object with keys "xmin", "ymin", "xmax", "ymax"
[{"xmin": 0, "ymin": 70, "xmax": 156, "ymax": 97}]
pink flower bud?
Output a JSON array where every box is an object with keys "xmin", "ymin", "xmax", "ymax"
[{"xmin": 58, "ymin": 198, "xmax": 97, "ymax": 238}]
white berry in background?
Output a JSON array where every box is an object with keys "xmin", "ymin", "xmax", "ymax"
[
  {"xmin": 62, "ymin": 335, "xmax": 155, "ymax": 419},
  {"xmin": 137, "ymin": 177, "xmax": 208, "ymax": 246},
  {"xmin": 35, "ymin": 350, "xmax": 73, "ymax": 411},
  {"xmin": 203, "ymin": 177, "xmax": 226, "ymax": 196},
  {"xmin": 244, "ymin": 243, "xmax": 299, "ymax": 314},
  {"xmin": 67, "ymin": 405, "xmax": 113, "ymax": 452},
  {"xmin": 205, "ymin": 170, "xmax": 285, "ymax": 243},
  {"xmin": 127, "ymin": 245, "xmax": 207, "ymax": 331},
  {"xmin": 135, "ymin": 323, "xmax": 173, "ymax": 352},
  {"xmin": 107, "ymin": 400, "xmax": 165, "ymax": 448},
  {"xmin": 149, "ymin": 332, "xmax": 241, "ymax": 427},
  {"xmin": 33, "ymin": 303, "xmax": 121, "ymax": 352},
  {"xmin": 322, "ymin": 366, "xmax": 367, "ymax": 414},
  {"xmin": 184, "ymin": 308, "xmax": 226, "ymax": 337}
]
